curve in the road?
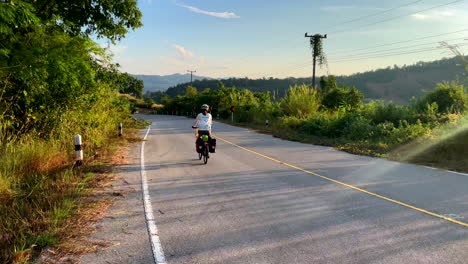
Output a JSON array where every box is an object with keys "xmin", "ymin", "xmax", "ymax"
[{"xmin": 216, "ymin": 136, "xmax": 468, "ymax": 228}]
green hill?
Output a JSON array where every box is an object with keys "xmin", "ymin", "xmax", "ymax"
[{"xmin": 155, "ymin": 56, "xmax": 466, "ymax": 104}]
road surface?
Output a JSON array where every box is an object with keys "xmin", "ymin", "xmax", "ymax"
[{"xmin": 81, "ymin": 115, "xmax": 468, "ymax": 264}]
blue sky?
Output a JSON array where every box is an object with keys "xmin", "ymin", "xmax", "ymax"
[{"xmin": 104, "ymin": 0, "xmax": 468, "ymax": 78}]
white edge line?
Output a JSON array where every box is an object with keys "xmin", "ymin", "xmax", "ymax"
[
  {"xmin": 448, "ymin": 171, "xmax": 468, "ymax": 176},
  {"xmin": 141, "ymin": 125, "xmax": 167, "ymax": 264},
  {"xmin": 424, "ymin": 166, "xmax": 468, "ymax": 177}
]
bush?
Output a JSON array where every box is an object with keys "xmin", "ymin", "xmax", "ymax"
[
  {"xmin": 361, "ymin": 101, "xmax": 414, "ymax": 125},
  {"xmin": 342, "ymin": 115, "xmax": 374, "ymax": 141},
  {"xmin": 280, "ymin": 85, "xmax": 322, "ymax": 119},
  {"xmin": 300, "ymin": 113, "xmax": 333, "ymax": 137},
  {"xmin": 322, "ymin": 86, "xmax": 363, "ymax": 111},
  {"xmin": 415, "ymin": 81, "xmax": 468, "ymax": 114},
  {"xmin": 389, "ymin": 120, "xmax": 430, "ymax": 144}
]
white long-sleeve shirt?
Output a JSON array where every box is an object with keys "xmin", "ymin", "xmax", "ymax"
[{"xmin": 193, "ymin": 113, "xmax": 212, "ymax": 131}]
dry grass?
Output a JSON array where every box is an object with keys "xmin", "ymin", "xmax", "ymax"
[
  {"xmin": 0, "ymin": 123, "xmax": 147, "ymax": 263},
  {"xmin": 34, "ymin": 134, "xmax": 140, "ymax": 263}
]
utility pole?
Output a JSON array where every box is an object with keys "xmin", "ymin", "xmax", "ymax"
[
  {"xmin": 305, "ymin": 33, "xmax": 327, "ymax": 88},
  {"xmin": 187, "ymin": 70, "xmax": 196, "ymax": 86}
]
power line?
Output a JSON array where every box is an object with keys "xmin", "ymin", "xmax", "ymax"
[
  {"xmin": 327, "ymin": 28, "xmax": 468, "ymax": 55},
  {"xmin": 253, "ymin": 36, "xmax": 467, "ymax": 78},
  {"xmin": 328, "ymin": 37, "xmax": 468, "ymax": 60},
  {"xmin": 329, "ymin": 0, "xmax": 464, "ymax": 35},
  {"xmin": 326, "ymin": 0, "xmax": 425, "ymax": 29},
  {"xmin": 328, "ymin": 42, "xmax": 468, "ymax": 63},
  {"xmin": 216, "ymin": 2, "xmax": 465, "ymax": 76},
  {"xmin": 213, "ymin": 2, "xmax": 466, "ymax": 79},
  {"xmin": 252, "ymin": 41, "xmax": 468, "ymax": 79}
]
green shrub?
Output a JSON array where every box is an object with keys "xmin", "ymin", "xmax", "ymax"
[
  {"xmin": 322, "ymin": 86, "xmax": 363, "ymax": 111},
  {"xmin": 389, "ymin": 120, "xmax": 430, "ymax": 144},
  {"xmin": 280, "ymin": 85, "xmax": 322, "ymax": 119},
  {"xmin": 300, "ymin": 113, "xmax": 333, "ymax": 137},
  {"xmin": 342, "ymin": 116, "xmax": 374, "ymax": 141},
  {"xmin": 415, "ymin": 81, "xmax": 468, "ymax": 114},
  {"xmin": 361, "ymin": 101, "xmax": 414, "ymax": 125}
]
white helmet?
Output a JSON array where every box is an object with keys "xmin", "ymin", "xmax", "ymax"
[{"xmin": 201, "ymin": 104, "xmax": 209, "ymax": 110}]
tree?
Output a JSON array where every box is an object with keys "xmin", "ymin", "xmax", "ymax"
[
  {"xmin": 119, "ymin": 73, "xmax": 144, "ymax": 98},
  {"xmin": 161, "ymin": 95, "xmax": 172, "ymax": 106},
  {"xmin": 185, "ymin": 86, "xmax": 198, "ymax": 97},
  {"xmin": 0, "ymin": 0, "xmax": 144, "ymax": 135},
  {"xmin": 0, "ymin": 1, "xmax": 39, "ymax": 36},
  {"xmin": 24, "ymin": 0, "xmax": 143, "ymax": 41}
]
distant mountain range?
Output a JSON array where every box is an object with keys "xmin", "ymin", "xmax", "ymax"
[{"xmin": 132, "ymin": 73, "xmax": 212, "ymax": 92}]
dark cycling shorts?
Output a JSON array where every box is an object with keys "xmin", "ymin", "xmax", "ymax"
[{"xmin": 198, "ymin": 130, "xmax": 211, "ymax": 136}]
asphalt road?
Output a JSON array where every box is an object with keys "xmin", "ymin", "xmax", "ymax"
[{"xmin": 82, "ymin": 115, "xmax": 468, "ymax": 264}]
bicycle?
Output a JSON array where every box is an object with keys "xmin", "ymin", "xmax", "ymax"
[{"xmin": 192, "ymin": 126, "xmax": 210, "ymax": 164}]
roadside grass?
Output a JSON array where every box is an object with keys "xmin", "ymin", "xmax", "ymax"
[
  {"xmin": 389, "ymin": 116, "xmax": 468, "ymax": 172},
  {"xmin": 215, "ymin": 115, "xmax": 468, "ymax": 173},
  {"xmin": 0, "ymin": 117, "xmax": 150, "ymax": 263}
]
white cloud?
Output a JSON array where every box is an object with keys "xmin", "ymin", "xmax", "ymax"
[
  {"xmin": 411, "ymin": 13, "xmax": 429, "ymax": 20},
  {"xmin": 177, "ymin": 3, "xmax": 240, "ymax": 18},
  {"xmin": 411, "ymin": 9, "xmax": 457, "ymax": 21},
  {"xmin": 171, "ymin": 44, "xmax": 206, "ymax": 64},
  {"xmin": 173, "ymin": 44, "xmax": 194, "ymax": 58}
]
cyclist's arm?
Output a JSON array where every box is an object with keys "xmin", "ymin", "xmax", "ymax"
[
  {"xmin": 192, "ymin": 114, "xmax": 200, "ymax": 127},
  {"xmin": 208, "ymin": 114, "xmax": 213, "ymax": 125}
]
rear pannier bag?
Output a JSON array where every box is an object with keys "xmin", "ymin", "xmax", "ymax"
[
  {"xmin": 196, "ymin": 138, "xmax": 204, "ymax": 153},
  {"xmin": 209, "ymin": 138, "xmax": 216, "ymax": 153}
]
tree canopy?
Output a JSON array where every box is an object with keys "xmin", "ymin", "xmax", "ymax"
[{"xmin": 23, "ymin": 0, "xmax": 143, "ymax": 41}]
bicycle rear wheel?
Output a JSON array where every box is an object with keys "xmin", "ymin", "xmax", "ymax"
[{"xmin": 203, "ymin": 147, "xmax": 208, "ymax": 164}]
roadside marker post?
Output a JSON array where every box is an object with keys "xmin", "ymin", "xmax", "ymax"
[
  {"xmin": 118, "ymin": 122, "xmax": 123, "ymax": 137},
  {"xmin": 229, "ymin": 105, "xmax": 235, "ymax": 123},
  {"xmin": 74, "ymin": 134, "xmax": 83, "ymax": 166}
]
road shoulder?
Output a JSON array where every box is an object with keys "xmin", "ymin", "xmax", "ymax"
[{"xmin": 78, "ymin": 143, "xmax": 154, "ymax": 264}]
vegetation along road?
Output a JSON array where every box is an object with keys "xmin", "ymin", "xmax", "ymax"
[
  {"xmin": 2, "ymin": 0, "xmax": 468, "ymax": 263},
  {"xmin": 81, "ymin": 115, "xmax": 468, "ymax": 264}
]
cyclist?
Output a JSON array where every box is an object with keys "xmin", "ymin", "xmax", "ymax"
[
  {"xmin": 192, "ymin": 104, "xmax": 215, "ymax": 153},
  {"xmin": 192, "ymin": 104, "xmax": 212, "ymax": 136}
]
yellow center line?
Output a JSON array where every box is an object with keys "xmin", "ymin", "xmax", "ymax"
[{"xmin": 216, "ymin": 136, "xmax": 468, "ymax": 227}]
